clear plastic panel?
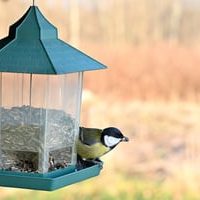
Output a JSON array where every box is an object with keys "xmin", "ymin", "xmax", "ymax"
[
  {"xmin": 0, "ymin": 72, "xmax": 83, "ymax": 173},
  {"xmin": 45, "ymin": 73, "xmax": 83, "ymax": 172},
  {"xmin": 30, "ymin": 74, "xmax": 48, "ymax": 173},
  {"xmin": 0, "ymin": 73, "xmax": 45, "ymax": 173}
]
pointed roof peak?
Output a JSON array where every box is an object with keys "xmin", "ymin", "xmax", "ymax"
[
  {"xmin": 8, "ymin": 6, "xmax": 58, "ymax": 41},
  {"xmin": 0, "ymin": 6, "xmax": 107, "ymax": 74}
]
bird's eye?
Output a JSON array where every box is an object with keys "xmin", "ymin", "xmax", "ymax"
[{"xmin": 104, "ymin": 136, "xmax": 121, "ymax": 147}]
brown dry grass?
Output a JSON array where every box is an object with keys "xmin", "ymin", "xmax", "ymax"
[{"xmin": 82, "ymin": 42, "xmax": 200, "ymax": 102}]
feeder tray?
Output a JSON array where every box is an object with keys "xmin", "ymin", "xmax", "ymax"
[{"xmin": 0, "ymin": 164, "xmax": 101, "ymax": 191}]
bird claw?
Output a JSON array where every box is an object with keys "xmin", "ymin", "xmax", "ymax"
[
  {"xmin": 95, "ymin": 158, "xmax": 103, "ymax": 169},
  {"xmin": 76, "ymin": 155, "xmax": 104, "ymax": 170},
  {"xmin": 90, "ymin": 158, "xmax": 104, "ymax": 169}
]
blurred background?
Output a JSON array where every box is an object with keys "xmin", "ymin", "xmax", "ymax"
[{"xmin": 1, "ymin": 0, "xmax": 200, "ymax": 199}]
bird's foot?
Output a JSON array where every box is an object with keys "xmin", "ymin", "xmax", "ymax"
[
  {"xmin": 76, "ymin": 155, "xmax": 86, "ymax": 170},
  {"xmin": 76, "ymin": 155, "xmax": 95, "ymax": 170},
  {"xmin": 95, "ymin": 158, "xmax": 103, "ymax": 166},
  {"xmin": 76, "ymin": 155, "xmax": 103, "ymax": 170},
  {"xmin": 87, "ymin": 158, "xmax": 104, "ymax": 169}
]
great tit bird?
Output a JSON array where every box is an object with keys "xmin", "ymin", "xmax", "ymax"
[{"xmin": 77, "ymin": 127, "xmax": 129, "ymax": 168}]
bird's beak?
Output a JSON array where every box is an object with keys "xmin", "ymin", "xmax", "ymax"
[{"xmin": 121, "ymin": 136, "xmax": 129, "ymax": 142}]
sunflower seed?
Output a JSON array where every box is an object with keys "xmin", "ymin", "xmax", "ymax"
[{"xmin": 0, "ymin": 106, "xmax": 77, "ymax": 173}]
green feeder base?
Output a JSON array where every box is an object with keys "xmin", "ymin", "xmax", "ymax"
[{"xmin": 0, "ymin": 164, "xmax": 102, "ymax": 191}]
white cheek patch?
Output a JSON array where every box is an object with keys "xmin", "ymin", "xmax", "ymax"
[{"xmin": 104, "ymin": 135, "xmax": 121, "ymax": 147}]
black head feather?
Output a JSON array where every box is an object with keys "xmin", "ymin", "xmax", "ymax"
[
  {"xmin": 101, "ymin": 127, "xmax": 128, "ymax": 148},
  {"xmin": 102, "ymin": 127, "xmax": 123, "ymax": 138}
]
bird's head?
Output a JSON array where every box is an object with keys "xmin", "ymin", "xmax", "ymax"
[{"xmin": 101, "ymin": 127, "xmax": 129, "ymax": 148}]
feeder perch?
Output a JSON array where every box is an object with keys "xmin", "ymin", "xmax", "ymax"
[{"xmin": 0, "ymin": 5, "xmax": 106, "ymax": 191}]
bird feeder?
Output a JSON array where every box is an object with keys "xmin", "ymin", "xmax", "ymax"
[{"xmin": 0, "ymin": 5, "xmax": 106, "ymax": 191}]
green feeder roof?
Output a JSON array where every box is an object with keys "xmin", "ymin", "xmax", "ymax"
[{"xmin": 0, "ymin": 6, "xmax": 107, "ymax": 74}]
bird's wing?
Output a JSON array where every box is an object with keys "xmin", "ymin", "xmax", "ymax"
[{"xmin": 79, "ymin": 127, "xmax": 102, "ymax": 145}]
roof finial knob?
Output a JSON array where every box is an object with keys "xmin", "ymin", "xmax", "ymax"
[{"xmin": 33, "ymin": 0, "xmax": 35, "ymax": 6}]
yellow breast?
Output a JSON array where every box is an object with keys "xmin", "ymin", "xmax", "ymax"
[{"xmin": 77, "ymin": 140, "xmax": 110, "ymax": 159}]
